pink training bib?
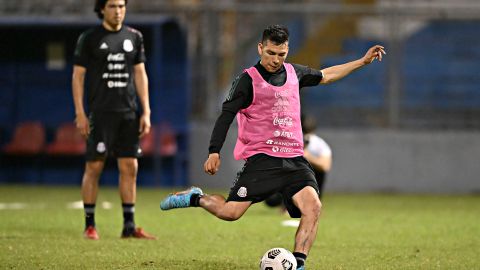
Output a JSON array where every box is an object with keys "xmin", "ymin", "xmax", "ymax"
[{"xmin": 233, "ymin": 63, "xmax": 304, "ymax": 160}]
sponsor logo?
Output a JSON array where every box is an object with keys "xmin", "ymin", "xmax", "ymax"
[
  {"xmin": 102, "ymin": 73, "xmax": 129, "ymax": 79},
  {"xmin": 108, "ymin": 63, "xmax": 125, "ymax": 70},
  {"xmin": 123, "ymin": 39, "xmax": 134, "ymax": 52},
  {"xmin": 274, "ymin": 90, "xmax": 289, "ymax": 98},
  {"xmin": 273, "ymin": 98, "xmax": 289, "ymax": 107},
  {"xmin": 107, "ymin": 81, "xmax": 128, "ymax": 88},
  {"xmin": 271, "ymin": 105, "xmax": 289, "ymax": 113},
  {"xmin": 99, "ymin": 42, "xmax": 108, "ymax": 49},
  {"xmin": 107, "ymin": 53, "xmax": 125, "ymax": 61},
  {"xmin": 275, "ymin": 141, "xmax": 300, "ymax": 147},
  {"xmin": 273, "ymin": 130, "xmax": 281, "ymax": 137},
  {"xmin": 96, "ymin": 142, "xmax": 106, "ymax": 153},
  {"xmin": 267, "ymin": 139, "xmax": 300, "ymax": 147},
  {"xmin": 282, "ymin": 131, "xmax": 294, "ymax": 138},
  {"xmin": 237, "ymin": 187, "xmax": 247, "ymax": 198},
  {"xmin": 273, "ymin": 116, "xmax": 293, "ymax": 128},
  {"xmin": 272, "ymin": 146, "xmax": 293, "ymax": 153}
]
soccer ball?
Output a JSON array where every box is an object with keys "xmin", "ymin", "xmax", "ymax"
[{"xmin": 259, "ymin": 247, "xmax": 297, "ymax": 270}]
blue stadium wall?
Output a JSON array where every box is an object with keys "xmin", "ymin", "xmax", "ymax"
[{"xmin": 0, "ymin": 17, "xmax": 190, "ymax": 187}]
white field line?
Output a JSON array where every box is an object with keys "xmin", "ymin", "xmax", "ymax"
[
  {"xmin": 66, "ymin": 200, "xmax": 113, "ymax": 210},
  {"xmin": 0, "ymin": 201, "xmax": 112, "ymax": 210},
  {"xmin": 281, "ymin": 220, "xmax": 300, "ymax": 228},
  {"xmin": 0, "ymin": 202, "xmax": 46, "ymax": 210}
]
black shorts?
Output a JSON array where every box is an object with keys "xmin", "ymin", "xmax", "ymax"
[
  {"xmin": 86, "ymin": 111, "xmax": 141, "ymax": 161},
  {"xmin": 227, "ymin": 154, "xmax": 319, "ymax": 218}
]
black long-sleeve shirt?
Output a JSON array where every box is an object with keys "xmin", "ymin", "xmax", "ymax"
[{"xmin": 209, "ymin": 61, "xmax": 323, "ymax": 154}]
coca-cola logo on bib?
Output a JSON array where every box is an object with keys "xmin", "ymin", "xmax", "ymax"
[{"xmin": 273, "ymin": 116, "xmax": 293, "ymax": 128}]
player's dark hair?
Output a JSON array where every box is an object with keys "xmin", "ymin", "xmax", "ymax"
[
  {"xmin": 94, "ymin": 0, "xmax": 128, "ymax": 19},
  {"xmin": 261, "ymin": 25, "xmax": 289, "ymax": 45},
  {"xmin": 301, "ymin": 114, "xmax": 317, "ymax": 134}
]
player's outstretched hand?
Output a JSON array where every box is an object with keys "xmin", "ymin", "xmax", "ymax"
[
  {"xmin": 204, "ymin": 153, "xmax": 221, "ymax": 175},
  {"xmin": 363, "ymin": 45, "xmax": 386, "ymax": 64}
]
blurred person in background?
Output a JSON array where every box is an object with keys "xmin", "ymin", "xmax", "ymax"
[
  {"xmin": 301, "ymin": 114, "xmax": 332, "ymax": 199},
  {"xmin": 265, "ymin": 114, "xmax": 332, "ymax": 209},
  {"xmin": 160, "ymin": 25, "xmax": 385, "ymax": 269},
  {"xmin": 72, "ymin": 0, "xmax": 155, "ymax": 240}
]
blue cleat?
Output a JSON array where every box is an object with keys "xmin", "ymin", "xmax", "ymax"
[
  {"xmin": 297, "ymin": 266, "xmax": 305, "ymax": 270},
  {"xmin": 160, "ymin": 187, "xmax": 203, "ymax": 210}
]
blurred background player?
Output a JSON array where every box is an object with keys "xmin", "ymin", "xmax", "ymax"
[
  {"xmin": 301, "ymin": 114, "xmax": 332, "ymax": 199},
  {"xmin": 159, "ymin": 25, "xmax": 385, "ymax": 269},
  {"xmin": 265, "ymin": 114, "xmax": 332, "ymax": 209},
  {"xmin": 72, "ymin": 0, "xmax": 155, "ymax": 240}
]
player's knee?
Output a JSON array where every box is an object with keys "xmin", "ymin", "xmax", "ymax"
[
  {"xmin": 304, "ymin": 198, "xmax": 322, "ymax": 218},
  {"xmin": 119, "ymin": 160, "xmax": 138, "ymax": 177},
  {"xmin": 85, "ymin": 162, "xmax": 104, "ymax": 178},
  {"xmin": 314, "ymin": 199, "xmax": 322, "ymax": 217}
]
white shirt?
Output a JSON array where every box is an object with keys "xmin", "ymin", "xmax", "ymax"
[{"xmin": 304, "ymin": 133, "xmax": 332, "ymax": 158}]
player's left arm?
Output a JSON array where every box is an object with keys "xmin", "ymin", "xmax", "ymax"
[
  {"xmin": 320, "ymin": 45, "xmax": 386, "ymax": 84},
  {"xmin": 134, "ymin": 63, "xmax": 151, "ymax": 138}
]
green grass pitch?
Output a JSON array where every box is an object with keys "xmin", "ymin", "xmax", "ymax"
[{"xmin": 0, "ymin": 185, "xmax": 479, "ymax": 269}]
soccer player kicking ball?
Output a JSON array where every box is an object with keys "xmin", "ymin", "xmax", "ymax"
[{"xmin": 160, "ymin": 25, "xmax": 385, "ymax": 269}]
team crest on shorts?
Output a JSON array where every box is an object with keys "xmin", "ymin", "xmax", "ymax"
[
  {"xmin": 96, "ymin": 142, "xmax": 106, "ymax": 153},
  {"xmin": 237, "ymin": 187, "xmax": 247, "ymax": 198}
]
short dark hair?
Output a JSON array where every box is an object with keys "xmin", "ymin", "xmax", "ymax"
[
  {"xmin": 94, "ymin": 0, "xmax": 128, "ymax": 19},
  {"xmin": 301, "ymin": 114, "xmax": 317, "ymax": 134},
  {"xmin": 261, "ymin": 25, "xmax": 289, "ymax": 45}
]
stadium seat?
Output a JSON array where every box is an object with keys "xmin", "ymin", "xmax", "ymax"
[
  {"xmin": 3, "ymin": 121, "xmax": 46, "ymax": 155},
  {"xmin": 140, "ymin": 123, "xmax": 178, "ymax": 157},
  {"xmin": 45, "ymin": 122, "xmax": 86, "ymax": 155},
  {"xmin": 402, "ymin": 20, "xmax": 480, "ymax": 109},
  {"xmin": 139, "ymin": 127, "xmax": 154, "ymax": 156}
]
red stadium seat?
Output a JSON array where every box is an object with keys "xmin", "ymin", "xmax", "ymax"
[
  {"xmin": 140, "ymin": 123, "xmax": 177, "ymax": 157},
  {"xmin": 3, "ymin": 121, "xmax": 46, "ymax": 155},
  {"xmin": 45, "ymin": 123, "xmax": 86, "ymax": 155},
  {"xmin": 140, "ymin": 126, "xmax": 155, "ymax": 156},
  {"xmin": 158, "ymin": 129, "xmax": 177, "ymax": 157}
]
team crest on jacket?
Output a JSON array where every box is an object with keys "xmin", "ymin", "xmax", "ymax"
[
  {"xmin": 237, "ymin": 187, "xmax": 247, "ymax": 197},
  {"xmin": 123, "ymin": 39, "xmax": 133, "ymax": 52}
]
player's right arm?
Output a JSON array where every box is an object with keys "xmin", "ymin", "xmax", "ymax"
[
  {"xmin": 72, "ymin": 31, "xmax": 91, "ymax": 138},
  {"xmin": 204, "ymin": 73, "xmax": 253, "ymax": 175},
  {"xmin": 72, "ymin": 65, "xmax": 90, "ymax": 138}
]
